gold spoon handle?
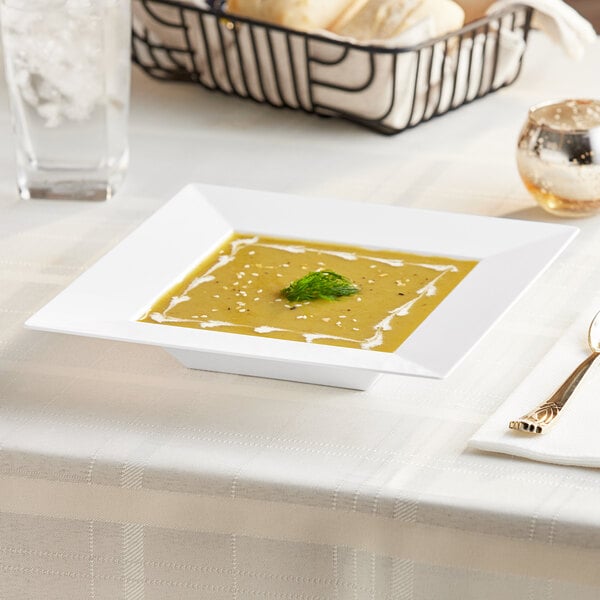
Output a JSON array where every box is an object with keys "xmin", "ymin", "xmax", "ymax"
[{"xmin": 509, "ymin": 351, "xmax": 600, "ymax": 434}]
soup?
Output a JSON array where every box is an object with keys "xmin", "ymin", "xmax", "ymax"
[{"xmin": 139, "ymin": 233, "xmax": 478, "ymax": 352}]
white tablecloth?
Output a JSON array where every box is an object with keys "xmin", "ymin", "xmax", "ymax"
[{"xmin": 2, "ymin": 32, "xmax": 600, "ymax": 600}]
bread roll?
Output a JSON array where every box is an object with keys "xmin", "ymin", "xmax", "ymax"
[
  {"xmin": 227, "ymin": 0, "xmax": 357, "ymax": 31},
  {"xmin": 331, "ymin": 0, "xmax": 465, "ymax": 41},
  {"xmin": 453, "ymin": 0, "xmax": 495, "ymax": 24}
]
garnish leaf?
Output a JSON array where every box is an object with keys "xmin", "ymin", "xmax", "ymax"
[{"xmin": 281, "ymin": 270, "xmax": 360, "ymax": 302}]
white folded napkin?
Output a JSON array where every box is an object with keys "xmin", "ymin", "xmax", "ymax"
[
  {"xmin": 487, "ymin": 0, "xmax": 597, "ymax": 60},
  {"xmin": 469, "ymin": 304, "xmax": 600, "ymax": 468}
]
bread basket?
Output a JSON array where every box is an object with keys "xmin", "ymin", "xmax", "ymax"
[{"xmin": 132, "ymin": 0, "xmax": 533, "ymax": 134}]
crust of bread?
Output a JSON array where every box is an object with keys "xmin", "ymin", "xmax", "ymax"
[
  {"xmin": 331, "ymin": 0, "xmax": 465, "ymax": 41},
  {"xmin": 403, "ymin": 0, "xmax": 465, "ymax": 36},
  {"xmin": 227, "ymin": 0, "xmax": 357, "ymax": 31},
  {"xmin": 453, "ymin": 0, "xmax": 495, "ymax": 24},
  {"xmin": 331, "ymin": 0, "xmax": 420, "ymax": 39}
]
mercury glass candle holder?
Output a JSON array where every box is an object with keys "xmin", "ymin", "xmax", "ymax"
[{"xmin": 516, "ymin": 99, "xmax": 600, "ymax": 218}]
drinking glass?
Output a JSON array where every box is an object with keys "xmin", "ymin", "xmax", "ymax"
[
  {"xmin": 516, "ymin": 99, "xmax": 600, "ymax": 218},
  {"xmin": 0, "ymin": 0, "xmax": 131, "ymax": 201}
]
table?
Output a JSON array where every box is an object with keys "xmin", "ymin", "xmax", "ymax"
[{"xmin": 1, "ymin": 32, "xmax": 600, "ymax": 600}]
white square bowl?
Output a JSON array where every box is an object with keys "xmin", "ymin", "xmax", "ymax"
[{"xmin": 26, "ymin": 184, "xmax": 577, "ymax": 389}]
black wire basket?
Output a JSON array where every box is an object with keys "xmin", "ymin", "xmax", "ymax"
[{"xmin": 132, "ymin": 0, "xmax": 534, "ymax": 135}]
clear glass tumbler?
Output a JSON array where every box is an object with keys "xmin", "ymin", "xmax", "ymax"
[{"xmin": 0, "ymin": 0, "xmax": 131, "ymax": 201}]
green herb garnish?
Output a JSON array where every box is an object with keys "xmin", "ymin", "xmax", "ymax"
[{"xmin": 281, "ymin": 270, "xmax": 360, "ymax": 302}]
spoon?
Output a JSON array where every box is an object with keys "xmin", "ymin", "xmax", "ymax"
[{"xmin": 509, "ymin": 310, "xmax": 600, "ymax": 434}]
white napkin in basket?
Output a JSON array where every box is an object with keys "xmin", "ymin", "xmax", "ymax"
[
  {"xmin": 487, "ymin": 0, "xmax": 597, "ymax": 60},
  {"xmin": 469, "ymin": 303, "xmax": 600, "ymax": 468}
]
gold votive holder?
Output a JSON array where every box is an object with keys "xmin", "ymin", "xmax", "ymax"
[{"xmin": 516, "ymin": 99, "xmax": 600, "ymax": 218}]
